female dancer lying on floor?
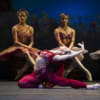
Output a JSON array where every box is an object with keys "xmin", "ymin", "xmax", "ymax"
[{"xmin": 18, "ymin": 43, "xmax": 100, "ymax": 89}]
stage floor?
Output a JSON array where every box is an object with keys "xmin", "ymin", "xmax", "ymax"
[{"xmin": 0, "ymin": 82, "xmax": 100, "ymax": 100}]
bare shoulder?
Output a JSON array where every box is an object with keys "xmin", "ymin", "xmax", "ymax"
[
  {"xmin": 27, "ymin": 25, "xmax": 34, "ymax": 29},
  {"xmin": 69, "ymin": 26, "xmax": 75, "ymax": 33},
  {"xmin": 12, "ymin": 24, "xmax": 18, "ymax": 33},
  {"xmin": 72, "ymin": 28, "xmax": 75, "ymax": 33},
  {"xmin": 27, "ymin": 25, "xmax": 34, "ymax": 31},
  {"xmin": 27, "ymin": 25, "xmax": 34, "ymax": 34},
  {"xmin": 12, "ymin": 24, "xmax": 18, "ymax": 30},
  {"xmin": 54, "ymin": 27, "xmax": 61, "ymax": 33}
]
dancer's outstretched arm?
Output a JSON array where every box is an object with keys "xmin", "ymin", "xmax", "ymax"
[{"xmin": 53, "ymin": 43, "xmax": 84, "ymax": 61}]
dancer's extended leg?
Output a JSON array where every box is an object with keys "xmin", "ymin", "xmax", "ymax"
[
  {"xmin": 18, "ymin": 72, "xmax": 38, "ymax": 88},
  {"xmin": 47, "ymin": 72, "xmax": 87, "ymax": 88}
]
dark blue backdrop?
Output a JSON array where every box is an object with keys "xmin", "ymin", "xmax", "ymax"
[{"xmin": 11, "ymin": 0, "xmax": 100, "ymax": 17}]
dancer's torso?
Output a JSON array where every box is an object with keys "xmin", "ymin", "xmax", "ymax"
[
  {"xmin": 57, "ymin": 27, "xmax": 73, "ymax": 47},
  {"xmin": 15, "ymin": 24, "xmax": 32, "ymax": 45},
  {"xmin": 35, "ymin": 50, "xmax": 56, "ymax": 73},
  {"xmin": 60, "ymin": 32, "xmax": 73, "ymax": 46}
]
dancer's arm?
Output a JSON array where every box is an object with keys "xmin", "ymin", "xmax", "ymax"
[
  {"xmin": 54, "ymin": 29, "xmax": 65, "ymax": 46},
  {"xmin": 28, "ymin": 27, "xmax": 34, "ymax": 47},
  {"xmin": 53, "ymin": 43, "xmax": 84, "ymax": 61},
  {"xmin": 69, "ymin": 29, "xmax": 75, "ymax": 50},
  {"xmin": 53, "ymin": 50, "xmax": 83, "ymax": 61}
]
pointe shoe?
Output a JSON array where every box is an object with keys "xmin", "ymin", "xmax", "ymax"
[
  {"xmin": 87, "ymin": 83, "xmax": 100, "ymax": 89},
  {"xmin": 38, "ymin": 84, "xmax": 44, "ymax": 88}
]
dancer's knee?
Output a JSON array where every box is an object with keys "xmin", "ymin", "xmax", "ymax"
[{"xmin": 18, "ymin": 79, "xmax": 27, "ymax": 88}]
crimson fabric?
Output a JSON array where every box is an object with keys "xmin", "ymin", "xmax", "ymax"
[{"xmin": 18, "ymin": 66, "xmax": 87, "ymax": 88}]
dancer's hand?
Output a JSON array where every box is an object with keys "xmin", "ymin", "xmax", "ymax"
[
  {"xmin": 78, "ymin": 41, "xmax": 85, "ymax": 52},
  {"xmin": 22, "ymin": 48, "xmax": 29, "ymax": 54},
  {"xmin": 60, "ymin": 46, "xmax": 71, "ymax": 53},
  {"xmin": 65, "ymin": 46, "xmax": 71, "ymax": 52}
]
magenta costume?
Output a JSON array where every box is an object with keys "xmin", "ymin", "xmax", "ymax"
[{"xmin": 18, "ymin": 50, "xmax": 87, "ymax": 89}]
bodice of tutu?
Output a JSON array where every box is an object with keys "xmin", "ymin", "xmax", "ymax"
[
  {"xmin": 60, "ymin": 32, "xmax": 72, "ymax": 40},
  {"xmin": 17, "ymin": 30, "xmax": 31, "ymax": 45},
  {"xmin": 60, "ymin": 32, "xmax": 73, "ymax": 46}
]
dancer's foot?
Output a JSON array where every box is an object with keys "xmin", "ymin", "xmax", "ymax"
[
  {"xmin": 38, "ymin": 84, "xmax": 44, "ymax": 88},
  {"xmin": 87, "ymin": 83, "xmax": 100, "ymax": 89}
]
